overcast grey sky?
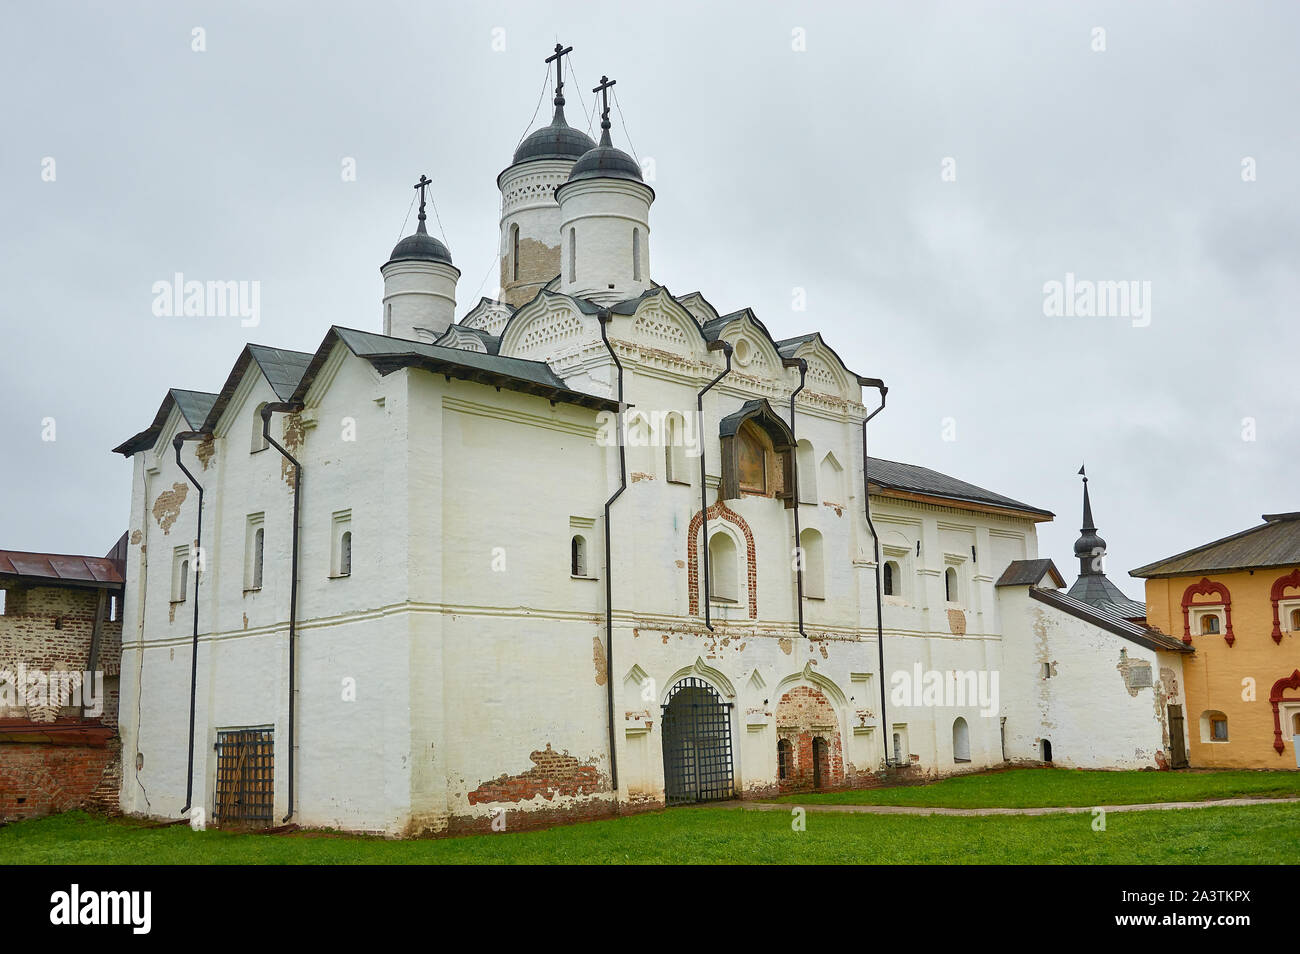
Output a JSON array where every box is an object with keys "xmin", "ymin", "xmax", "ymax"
[{"xmin": 2, "ymin": 1, "xmax": 1296, "ymax": 598}]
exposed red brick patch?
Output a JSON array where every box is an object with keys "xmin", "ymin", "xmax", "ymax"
[
  {"xmin": 593, "ymin": 636, "xmax": 607, "ymax": 686},
  {"xmin": 196, "ymin": 437, "xmax": 216, "ymax": 470},
  {"xmin": 947, "ymin": 608, "xmax": 966, "ymax": 636},
  {"xmin": 151, "ymin": 482, "xmax": 188, "ymax": 534},
  {"xmin": 467, "ymin": 744, "xmax": 604, "ymax": 805}
]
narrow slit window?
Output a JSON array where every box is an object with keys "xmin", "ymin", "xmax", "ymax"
[
  {"xmin": 252, "ymin": 529, "xmax": 264, "ymax": 589},
  {"xmin": 568, "ymin": 228, "xmax": 576, "ymax": 282},
  {"xmin": 632, "ymin": 228, "xmax": 641, "ymax": 281},
  {"xmin": 511, "ymin": 224, "xmax": 520, "ymax": 281},
  {"xmin": 571, "ymin": 535, "xmax": 587, "ymax": 577}
]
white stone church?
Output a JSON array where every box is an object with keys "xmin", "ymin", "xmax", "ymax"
[{"xmin": 112, "ymin": 50, "xmax": 1193, "ymax": 836}]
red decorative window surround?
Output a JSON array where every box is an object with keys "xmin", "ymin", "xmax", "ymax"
[
  {"xmin": 1269, "ymin": 569, "xmax": 1300, "ymax": 645},
  {"xmin": 1180, "ymin": 577, "xmax": 1234, "ymax": 646},
  {"xmin": 1269, "ymin": 669, "xmax": 1300, "ymax": 754},
  {"xmin": 687, "ymin": 501, "xmax": 758, "ymax": 619}
]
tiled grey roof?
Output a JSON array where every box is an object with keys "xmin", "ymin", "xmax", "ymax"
[
  {"xmin": 867, "ymin": 457, "xmax": 1053, "ymax": 518},
  {"xmin": 775, "ymin": 333, "xmax": 818, "ymax": 357},
  {"xmin": 996, "ymin": 559, "xmax": 1065, "ymax": 588},
  {"xmin": 171, "ymin": 389, "xmax": 219, "ymax": 429},
  {"xmin": 1067, "ymin": 573, "xmax": 1147, "ymax": 620},
  {"xmin": 290, "ymin": 326, "xmax": 617, "ymax": 412},
  {"xmin": 1029, "ymin": 586, "xmax": 1190, "ymax": 654},
  {"xmin": 1130, "ymin": 513, "xmax": 1300, "ymax": 578},
  {"xmin": 197, "ymin": 344, "xmax": 315, "ymax": 434},
  {"xmin": 247, "ymin": 345, "xmax": 314, "ymax": 401}
]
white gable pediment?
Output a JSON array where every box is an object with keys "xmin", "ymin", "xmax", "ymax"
[
  {"xmin": 499, "ymin": 294, "xmax": 599, "ymax": 365},
  {"xmin": 718, "ymin": 314, "xmax": 782, "ymax": 381},
  {"xmin": 462, "ymin": 298, "xmax": 514, "ymax": 337},
  {"xmin": 626, "ymin": 296, "xmax": 706, "ymax": 359}
]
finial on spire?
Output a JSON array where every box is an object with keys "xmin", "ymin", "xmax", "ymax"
[
  {"xmin": 546, "ymin": 43, "xmax": 573, "ymax": 106},
  {"xmin": 593, "ymin": 74, "xmax": 616, "ymax": 146},
  {"xmin": 413, "ymin": 174, "xmax": 431, "ymax": 234}
]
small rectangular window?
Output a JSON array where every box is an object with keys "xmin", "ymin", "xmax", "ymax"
[{"xmin": 1212, "ymin": 718, "xmax": 1228, "ymax": 741}]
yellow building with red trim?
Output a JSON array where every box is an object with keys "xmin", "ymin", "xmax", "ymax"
[{"xmin": 1132, "ymin": 512, "xmax": 1300, "ymax": 770}]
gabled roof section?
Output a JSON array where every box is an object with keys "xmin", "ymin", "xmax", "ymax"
[
  {"xmin": 868, "ymin": 457, "xmax": 1053, "ymax": 521},
  {"xmin": 197, "ymin": 344, "xmax": 314, "ymax": 434},
  {"xmin": 675, "ymin": 291, "xmax": 721, "ymax": 326},
  {"xmin": 1130, "ymin": 512, "xmax": 1300, "ymax": 579},
  {"xmin": 775, "ymin": 331, "xmax": 864, "ymax": 383},
  {"xmin": 1028, "ymin": 586, "xmax": 1191, "ymax": 654},
  {"xmin": 0, "ymin": 548, "xmax": 125, "ymax": 590},
  {"xmin": 461, "ymin": 296, "xmax": 516, "ymax": 336},
  {"xmin": 1066, "ymin": 573, "xmax": 1147, "ymax": 620},
  {"xmin": 112, "ymin": 387, "xmax": 220, "ymax": 456},
  {"xmin": 996, "ymin": 559, "xmax": 1065, "ymax": 588},
  {"xmin": 290, "ymin": 326, "xmax": 617, "ymax": 412},
  {"xmin": 701, "ymin": 307, "xmax": 778, "ymax": 346}
]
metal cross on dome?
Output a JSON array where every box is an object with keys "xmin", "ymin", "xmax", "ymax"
[
  {"xmin": 593, "ymin": 74, "xmax": 616, "ymax": 126},
  {"xmin": 546, "ymin": 42, "xmax": 572, "ymax": 100},
  {"xmin": 413, "ymin": 174, "xmax": 431, "ymax": 229}
]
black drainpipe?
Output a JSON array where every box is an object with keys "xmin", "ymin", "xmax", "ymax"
[
  {"xmin": 696, "ymin": 340, "xmax": 733, "ymax": 630},
  {"xmin": 782, "ymin": 358, "xmax": 808, "ymax": 639},
  {"xmin": 856, "ymin": 377, "xmax": 891, "ymax": 765},
  {"xmin": 261, "ymin": 402, "xmax": 303, "ymax": 822},
  {"xmin": 173, "ymin": 430, "xmax": 209, "ymax": 815},
  {"xmin": 597, "ymin": 312, "xmax": 626, "ymax": 794}
]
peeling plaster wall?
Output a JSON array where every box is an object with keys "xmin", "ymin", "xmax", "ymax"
[{"xmin": 997, "ymin": 586, "xmax": 1185, "ymax": 769}]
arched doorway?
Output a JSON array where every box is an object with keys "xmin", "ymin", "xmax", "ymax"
[
  {"xmin": 1041, "ymin": 738, "xmax": 1053, "ymax": 763},
  {"xmin": 661, "ymin": 678, "xmax": 734, "ymax": 806},
  {"xmin": 952, "ymin": 717, "xmax": 970, "ymax": 763}
]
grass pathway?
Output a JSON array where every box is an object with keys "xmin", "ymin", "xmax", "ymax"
[
  {"xmin": 765, "ymin": 767, "xmax": 1300, "ymax": 809},
  {"xmin": 744, "ymin": 795, "xmax": 1300, "ymax": 816}
]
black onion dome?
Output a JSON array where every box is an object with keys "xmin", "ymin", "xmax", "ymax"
[
  {"xmin": 1074, "ymin": 528, "xmax": 1108, "ymax": 560},
  {"xmin": 387, "ymin": 222, "xmax": 452, "ymax": 266},
  {"xmin": 567, "ymin": 142, "xmax": 644, "ymax": 183},
  {"xmin": 512, "ymin": 102, "xmax": 597, "ymax": 165}
]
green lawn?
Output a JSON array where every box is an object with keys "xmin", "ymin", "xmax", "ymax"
[
  {"xmin": 2, "ymin": 800, "xmax": 1297, "ymax": 864},
  {"xmin": 770, "ymin": 768, "xmax": 1300, "ymax": 808}
]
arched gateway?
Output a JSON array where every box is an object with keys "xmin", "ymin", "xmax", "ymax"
[{"xmin": 661, "ymin": 678, "xmax": 735, "ymax": 805}]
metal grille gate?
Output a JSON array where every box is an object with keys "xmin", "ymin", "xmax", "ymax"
[
  {"xmin": 213, "ymin": 728, "xmax": 275, "ymax": 826},
  {"xmin": 661, "ymin": 678, "xmax": 734, "ymax": 806}
]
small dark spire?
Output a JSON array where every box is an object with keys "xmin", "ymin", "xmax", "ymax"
[
  {"xmin": 1073, "ymin": 464, "xmax": 1107, "ymax": 577},
  {"xmin": 413, "ymin": 174, "xmax": 431, "ymax": 235}
]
